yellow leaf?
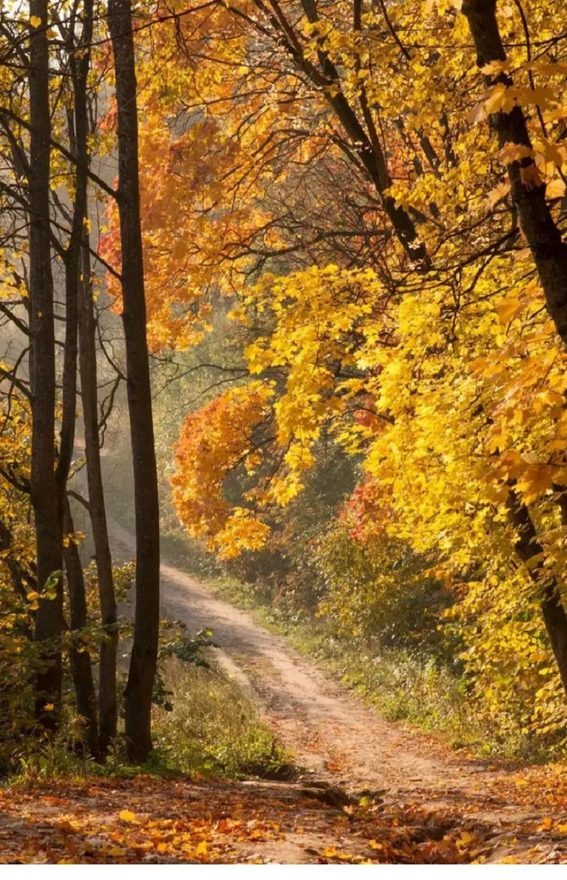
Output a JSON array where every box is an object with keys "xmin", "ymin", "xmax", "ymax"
[
  {"xmin": 30, "ymin": 15, "xmax": 42, "ymax": 27},
  {"xmin": 547, "ymin": 177, "xmax": 566, "ymax": 199},
  {"xmin": 487, "ymin": 181, "xmax": 510, "ymax": 209},
  {"xmin": 119, "ymin": 809, "xmax": 141, "ymax": 824},
  {"xmin": 456, "ymin": 830, "xmax": 475, "ymax": 849},
  {"xmin": 480, "ymin": 60, "xmax": 509, "ymax": 76},
  {"xmin": 499, "ymin": 143, "xmax": 533, "ymax": 165},
  {"xmin": 105, "ymin": 846, "xmax": 127, "ymax": 857},
  {"xmin": 498, "ymin": 297, "xmax": 523, "ymax": 324},
  {"xmin": 485, "ymin": 82, "xmax": 515, "ymax": 114}
]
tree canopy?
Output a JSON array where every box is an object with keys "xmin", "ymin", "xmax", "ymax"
[{"xmin": 1, "ymin": 0, "xmax": 567, "ymax": 776}]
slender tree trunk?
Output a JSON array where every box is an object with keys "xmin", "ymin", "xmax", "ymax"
[
  {"xmin": 79, "ymin": 241, "xmax": 118, "ymax": 755},
  {"xmin": 295, "ymin": 0, "xmax": 428, "ymax": 262},
  {"xmin": 69, "ymin": 0, "xmax": 118, "ymax": 756},
  {"xmin": 506, "ymin": 486, "xmax": 567, "ymax": 698},
  {"xmin": 108, "ymin": 0, "xmax": 160, "ymax": 762},
  {"xmin": 51, "ymin": 0, "xmax": 97, "ymax": 749},
  {"xmin": 64, "ymin": 497, "xmax": 99, "ymax": 759},
  {"xmin": 29, "ymin": 0, "xmax": 64, "ymax": 728},
  {"xmin": 462, "ymin": 0, "xmax": 567, "ymax": 346}
]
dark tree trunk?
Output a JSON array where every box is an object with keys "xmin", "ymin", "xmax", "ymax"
[
  {"xmin": 29, "ymin": 0, "xmax": 64, "ymax": 728},
  {"xmin": 506, "ymin": 486, "xmax": 567, "ymax": 699},
  {"xmin": 52, "ymin": 0, "xmax": 98, "ymax": 751},
  {"xmin": 64, "ymin": 497, "xmax": 99, "ymax": 759},
  {"xmin": 69, "ymin": 0, "xmax": 118, "ymax": 757},
  {"xmin": 108, "ymin": 0, "xmax": 161, "ymax": 762},
  {"xmin": 462, "ymin": 0, "xmax": 567, "ymax": 346},
  {"xmin": 79, "ymin": 243, "xmax": 118, "ymax": 756}
]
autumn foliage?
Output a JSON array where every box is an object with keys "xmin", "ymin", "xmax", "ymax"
[
  {"xmin": 137, "ymin": 0, "xmax": 567, "ymax": 743},
  {"xmin": 2, "ymin": 0, "xmax": 567, "ymax": 802},
  {"xmin": 172, "ymin": 382, "xmax": 273, "ymax": 558}
]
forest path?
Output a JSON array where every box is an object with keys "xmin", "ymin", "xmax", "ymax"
[{"xmin": 109, "ymin": 520, "xmax": 567, "ymax": 863}]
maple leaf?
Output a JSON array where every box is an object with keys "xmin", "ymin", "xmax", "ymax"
[{"xmin": 118, "ymin": 810, "xmax": 142, "ymax": 825}]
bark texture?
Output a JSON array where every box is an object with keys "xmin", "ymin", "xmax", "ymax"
[
  {"xmin": 506, "ymin": 487, "xmax": 567, "ymax": 699},
  {"xmin": 72, "ymin": 0, "xmax": 118, "ymax": 755},
  {"xmin": 108, "ymin": 0, "xmax": 161, "ymax": 762},
  {"xmin": 64, "ymin": 498, "xmax": 99, "ymax": 759},
  {"xmin": 29, "ymin": 0, "xmax": 64, "ymax": 727},
  {"xmin": 462, "ymin": 0, "xmax": 567, "ymax": 346},
  {"xmin": 79, "ymin": 244, "xmax": 118, "ymax": 755}
]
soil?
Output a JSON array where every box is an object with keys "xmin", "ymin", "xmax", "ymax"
[
  {"xmin": 102, "ymin": 519, "xmax": 567, "ymax": 864},
  {"xmin": 2, "ymin": 513, "xmax": 564, "ymax": 864}
]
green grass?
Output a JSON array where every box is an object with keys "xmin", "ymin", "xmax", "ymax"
[
  {"xmin": 209, "ymin": 575, "xmax": 554, "ymax": 761},
  {"xmin": 152, "ymin": 658, "xmax": 293, "ymax": 779},
  {"xmin": 9, "ymin": 655, "xmax": 292, "ymax": 786}
]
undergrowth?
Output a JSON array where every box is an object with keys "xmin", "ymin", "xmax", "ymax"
[
  {"xmin": 153, "ymin": 658, "xmax": 293, "ymax": 779},
  {"xmin": 9, "ymin": 649, "xmax": 292, "ymax": 787},
  {"xmin": 210, "ymin": 575, "xmax": 561, "ymax": 763}
]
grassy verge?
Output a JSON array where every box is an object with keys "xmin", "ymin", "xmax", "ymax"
[
  {"xmin": 208, "ymin": 575, "xmax": 551, "ymax": 761},
  {"xmin": 153, "ymin": 658, "xmax": 293, "ymax": 779},
  {"xmin": 10, "ymin": 654, "xmax": 292, "ymax": 786}
]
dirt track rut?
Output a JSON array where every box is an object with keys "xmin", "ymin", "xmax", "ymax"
[{"xmin": 109, "ymin": 520, "xmax": 567, "ymax": 862}]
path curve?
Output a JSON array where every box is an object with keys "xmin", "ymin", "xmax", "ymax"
[{"xmin": 109, "ymin": 520, "xmax": 567, "ymax": 862}]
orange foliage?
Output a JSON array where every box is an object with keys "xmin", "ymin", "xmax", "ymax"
[{"xmin": 171, "ymin": 381, "xmax": 273, "ymax": 558}]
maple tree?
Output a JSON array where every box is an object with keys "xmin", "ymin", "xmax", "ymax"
[
  {"xmin": 0, "ymin": 0, "xmax": 564, "ymax": 864},
  {"xmin": 139, "ymin": 0, "xmax": 567, "ymax": 739},
  {"xmin": 1, "ymin": 0, "xmax": 567, "ymax": 824}
]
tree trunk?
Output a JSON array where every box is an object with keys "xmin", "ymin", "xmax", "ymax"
[
  {"xmin": 71, "ymin": 0, "xmax": 118, "ymax": 756},
  {"xmin": 64, "ymin": 497, "xmax": 99, "ymax": 759},
  {"xmin": 108, "ymin": 0, "xmax": 161, "ymax": 762},
  {"xmin": 294, "ymin": 0, "xmax": 428, "ymax": 263},
  {"xmin": 462, "ymin": 0, "xmax": 567, "ymax": 346},
  {"xmin": 29, "ymin": 0, "xmax": 64, "ymax": 728},
  {"xmin": 51, "ymin": 0, "xmax": 99, "ymax": 751},
  {"xmin": 506, "ymin": 486, "xmax": 567, "ymax": 699},
  {"xmin": 79, "ymin": 242, "xmax": 119, "ymax": 756}
]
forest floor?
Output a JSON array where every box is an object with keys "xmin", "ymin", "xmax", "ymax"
[{"xmin": 3, "ymin": 523, "xmax": 567, "ymax": 864}]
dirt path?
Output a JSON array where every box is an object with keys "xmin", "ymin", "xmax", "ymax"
[{"xmin": 107, "ymin": 520, "xmax": 567, "ymax": 863}]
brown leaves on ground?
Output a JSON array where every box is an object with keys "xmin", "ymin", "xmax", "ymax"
[
  {"xmin": 0, "ymin": 776, "xmax": 459, "ymax": 864},
  {"xmin": 2, "ymin": 763, "xmax": 567, "ymax": 864}
]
